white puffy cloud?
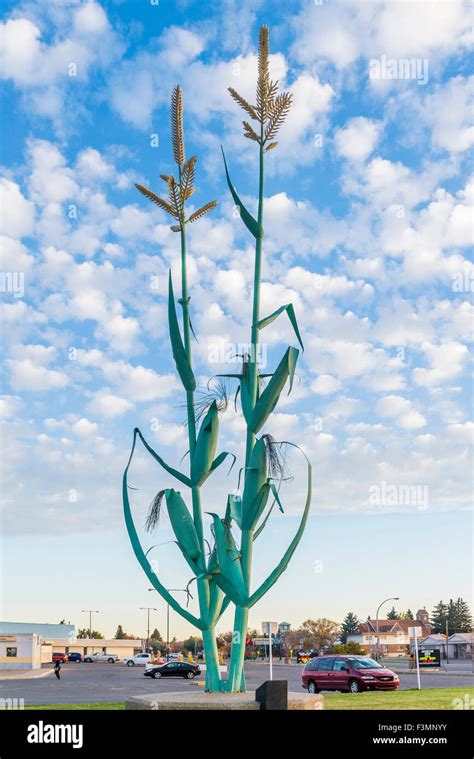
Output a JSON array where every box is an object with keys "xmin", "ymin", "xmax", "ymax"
[
  {"xmin": 27, "ymin": 139, "xmax": 78, "ymax": 203},
  {"xmin": 0, "ymin": 4, "xmax": 120, "ymax": 130},
  {"xmin": 0, "ymin": 180, "xmax": 35, "ymax": 238},
  {"xmin": 0, "ymin": 395, "xmax": 23, "ymax": 418},
  {"xmin": 291, "ymin": 0, "xmax": 472, "ymax": 70},
  {"xmin": 376, "ymin": 395, "xmax": 426, "ymax": 429},
  {"xmin": 413, "ymin": 341, "xmax": 469, "ymax": 387},
  {"xmin": 335, "ymin": 117, "xmax": 382, "ymax": 162},
  {"xmin": 0, "ymin": 5, "xmax": 116, "ymax": 86},
  {"xmin": 72, "ymin": 417, "xmax": 98, "ymax": 437},
  {"xmin": 87, "ymin": 389, "xmax": 134, "ymax": 418},
  {"xmin": 311, "ymin": 374, "xmax": 343, "ymax": 396},
  {"xmin": 0, "ymin": 237, "xmax": 34, "ymax": 272},
  {"xmin": 6, "ymin": 358, "xmax": 69, "ymax": 392},
  {"xmin": 423, "ymin": 76, "xmax": 474, "ymax": 154}
]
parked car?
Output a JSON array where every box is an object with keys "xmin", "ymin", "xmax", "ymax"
[
  {"xmin": 144, "ymin": 661, "xmax": 201, "ymax": 680},
  {"xmin": 302, "ymin": 655, "xmax": 400, "ymax": 693},
  {"xmin": 123, "ymin": 653, "xmax": 152, "ymax": 667},
  {"xmin": 83, "ymin": 652, "xmax": 118, "ymax": 663},
  {"xmin": 52, "ymin": 652, "xmax": 66, "ymax": 663},
  {"xmin": 67, "ymin": 652, "xmax": 83, "ymax": 663}
]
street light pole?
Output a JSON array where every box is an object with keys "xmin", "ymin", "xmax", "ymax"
[
  {"xmin": 167, "ymin": 602, "xmax": 170, "ymax": 662},
  {"xmin": 81, "ymin": 610, "xmax": 99, "ymax": 639},
  {"xmin": 375, "ymin": 597, "xmax": 399, "ymax": 661},
  {"xmin": 140, "ymin": 607, "xmax": 157, "ymax": 653},
  {"xmin": 148, "ymin": 587, "xmax": 188, "ymax": 661}
]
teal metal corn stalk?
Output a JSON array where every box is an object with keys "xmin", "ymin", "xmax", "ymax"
[
  {"xmin": 214, "ymin": 26, "xmax": 313, "ymax": 692},
  {"xmin": 123, "ymin": 85, "xmax": 233, "ymax": 692}
]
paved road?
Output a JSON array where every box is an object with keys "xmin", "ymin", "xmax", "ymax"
[{"xmin": 1, "ymin": 663, "xmax": 472, "ymax": 706}]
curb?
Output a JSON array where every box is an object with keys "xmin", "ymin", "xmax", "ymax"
[
  {"xmin": 394, "ymin": 670, "xmax": 473, "ymax": 677},
  {"xmin": 0, "ymin": 668, "xmax": 54, "ymax": 681}
]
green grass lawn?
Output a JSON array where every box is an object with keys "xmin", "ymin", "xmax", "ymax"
[
  {"xmin": 324, "ymin": 687, "xmax": 474, "ymax": 710},
  {"xmin": 25, "ymin": 687, "xmax": 473, "ymax": 711}
]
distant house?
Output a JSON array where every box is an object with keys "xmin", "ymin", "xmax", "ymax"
[
  {"xmin": 418, "ymin": 632, "xmax": 473, "ymax": 660},
  {"xmin": 347, "ymin": 610, "xmax": 431, "ymax": 657},
  {"xmin": 448, "ymin": 632, "xmax": 472, "ymax": 660}
]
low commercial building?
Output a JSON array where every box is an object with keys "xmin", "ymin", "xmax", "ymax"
[
  {"xmin": 0, "ymin": 633, "xmax": 42, "ymax": 670},
  {"xmin": 0, "ymin": 622, "xmax": 144, "ymax": 667},
  {"xmin": 67, "ymin": 639, "xmax": 144, "ymax": 658}
]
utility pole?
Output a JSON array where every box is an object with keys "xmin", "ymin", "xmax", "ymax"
[
  {"xmin": 140, "ymin": 607, "xmax": 157, "ymax": 652},
  {"xmin": 149, "ymin": 588, "xmax": 189, "ymax": 661},
  {"xmin": 445, "ymin": 619, "xmax": 449, "ymax": 664},
  {"xmin": 81, "ymin": 610, "xmax": 99, "ymax": 639}
]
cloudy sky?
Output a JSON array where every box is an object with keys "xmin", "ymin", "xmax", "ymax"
[{"xmin": 0, "ymin": 0, "xmax": 472, "ymax": 639}]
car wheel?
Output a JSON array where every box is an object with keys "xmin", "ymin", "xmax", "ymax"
[
  {"xmin": 107, "ymin": 658, "xmax": 115, "ymax": 664},
  {"xmin": 152, "ymin": 672, "xmax": 162, "ymax": 679},
  {"xmin": 186, "ymin": 671, "xmax": 195, "ymax": 679},
  {"xmin": 127, "ymin": 661, "xmax": 135, "ymax": 667},
  {"xmin": 349, "ymin": 679, "xmax": 362, "ymax": 693},
  {"xmin": 85, "ymin": 658, "xmax": 92, "ymax": 663},
  {"xmin": 307, "ymin": 680, "xmax": 319, "ymax": 694}
]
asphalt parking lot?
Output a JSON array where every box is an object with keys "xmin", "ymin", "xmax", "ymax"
[{"xmin": 1, "ymin": 662, "xmax": 472, "ymax": 706}]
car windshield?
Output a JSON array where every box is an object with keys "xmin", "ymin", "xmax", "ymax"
[{"xmin": 347, "ymin": 657, "xmax": 382, "ymax": 670}]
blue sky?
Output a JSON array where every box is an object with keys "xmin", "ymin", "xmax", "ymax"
[{"xmin": 0, "ymin": 0, "xmax": 472, "ymax": 639}]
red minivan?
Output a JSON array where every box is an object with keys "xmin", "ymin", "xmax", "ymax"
[{"xmin": 302, "ymin": 655, "xmax": 400, "ymax": 694}]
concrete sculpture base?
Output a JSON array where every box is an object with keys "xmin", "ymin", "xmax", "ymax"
[{"xmin": 126, "ymin": 691, "xmax": 325, "ymax": 711}]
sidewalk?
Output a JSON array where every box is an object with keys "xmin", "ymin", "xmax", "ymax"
[{"xmin": 0, "ymin": 667, "xmax": 54, "ymax": 681}]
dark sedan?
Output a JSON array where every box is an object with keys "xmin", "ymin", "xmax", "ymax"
[{"xmin": 144, "ymin": 661, "xmax": 201, "ymax": 680}]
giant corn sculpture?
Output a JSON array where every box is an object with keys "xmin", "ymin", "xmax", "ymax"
[{"xmin": 124, "ymin": 26, "xmax": 312, "ymax": 694}]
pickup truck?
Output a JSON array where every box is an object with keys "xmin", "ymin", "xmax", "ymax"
[
  {"xmin": 83, "ymin": 652, "xmax": 118, "ymax": 663},
  {"xmin": 123, "ymin": 653, "xmax": 152, "ymax": 667}
]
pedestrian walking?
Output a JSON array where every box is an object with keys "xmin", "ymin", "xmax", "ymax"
[{"xmin": 54, "ymin": 660, "xmax": 61, "ymax": 680}]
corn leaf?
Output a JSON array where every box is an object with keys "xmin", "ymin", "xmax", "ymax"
[
  {"xmin": 258, "ymin": 303, "xmax": 304, "ymax": 352},
  {"xmin": 248, "ymin": 446, "xmax": 312, "ymax": 608},
  {"xmin": 208, "ymin": 450, "xmax": 237, "ymax": 477},
  {"xmin": 168, "ymin": 271, "xmax": 196, "ymax": 391},
  {"xmin": 221, "ymin": 147, "xmax": 263, "ymax": 240},
  {"xmin": 241, "ymin": 438, "xmax": 268, "ymax": 529},
  {"xmin": 249, "ymin": 347, "xmax": 299, "ymax": 434},
  {"xmin": 225, "ymin": 493, "xmax": 242, "ymax": 527},
  {"xmin": 208, "ymin": 514, "xmax": 246, "ymax": 601},
  {"xmin": 134, "ymin": 428, "xmax": 191, "ymax": 487},
  {"xmin": 122, "ymin": 432, "xmax": 203, "ymax": 629}
]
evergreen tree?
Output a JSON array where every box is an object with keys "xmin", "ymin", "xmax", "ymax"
[
  {"xmin": 430, "ymin": 600, "xmax": 448, "ymax": 633},
  {"xmin": 150, "ymin": 628, "xmax": 163, "ymax": 641},
  {"xmin": 340, "ymin": 612, "xmax": 359, "ymax": 643},
  {"xmin": 387, "ymin": 606, "xmax": 399, "ymax": 620},
  {"xmin": 447, "ymin": 598, "xmax": 472, "ymax": 633},
  {"xmin": 114, "ymin": 625, "xmax": 126, "ymax": 639},
  {"xmin": 455, "ymin": 598, "xmax": 472, "ymax": 632}
]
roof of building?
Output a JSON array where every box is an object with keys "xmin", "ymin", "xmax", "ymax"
[
  {"xmin": 448, "ymin": 632, "xmax": 473, "ymax": 643},
  {"xmin": 0, "ymin": 621, "xmax": 75, "ymax": 639},
  {"xmin": 357, "ymin": 619, "xmax": 430, "ymax": 635}
]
